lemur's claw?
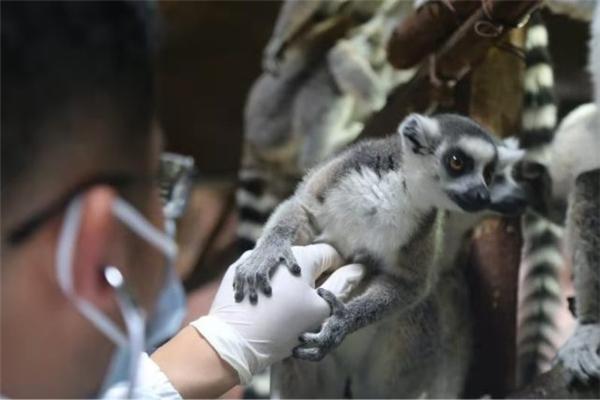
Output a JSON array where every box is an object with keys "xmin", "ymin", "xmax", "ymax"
[
  {"xmin": 262, "ymin": 284, "xmax": 272, "ymax": 296},
  {"xmin": 249, "ymin": 290, "xmax": 258, "ymax": 305},
  {"xmin": 294, "ymin": 291, "xmax": 349, "ymax": 361},
  {"xmin": 317, "ymin": 288, "xmax": 346, "ymax": 316},
  {"xmin": 290, "ymin": 262, "xmax": 301, "ymax": 275},
  {"xmin": 556, "ymin": 323, "xmax": 600, "ymax": 385},
  {"xmin": 233, "ymin": 246, "xmax": 298, "ymax": 303},
  {"xmin": 234, "ymin": 292, "xmax": 244, "ymax": 303},
  {"xmin": 233, "ymin": 277, "xmax": 245, "ymax": 303}
]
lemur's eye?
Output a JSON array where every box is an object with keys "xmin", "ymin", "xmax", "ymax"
[
  {"xmin": 445, "ymin": 149, "xmax": 473, "ymax": 177},
  {"xmin": 449, "ymin": 154, "xmax": 464, "ymax": 172},
  {"xmin": 483, "ymin": 163, "xmax": 494, "ymax": 185}
]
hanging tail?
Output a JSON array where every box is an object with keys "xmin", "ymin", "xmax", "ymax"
[{"xmin": 516, "ymin": 11, "xmax": 565, "ymax": 387}]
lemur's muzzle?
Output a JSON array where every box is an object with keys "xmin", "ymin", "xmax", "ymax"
[{"xmin": 451, "ymin": 185, "xmax": 490, "ymax": 212}]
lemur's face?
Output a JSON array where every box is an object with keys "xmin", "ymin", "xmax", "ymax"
[
  {"xmin": 487, "ymin": 155, "xmax": 528, "ymax": 215},
  {"xmin": 399, "ymin": 114, "xmax": 525, "ymax": 213},
  {"xmin": 514, "ymin": 159, "xmax": 554, "ymax": 216},
  {"xmin": 438, "ymin": 136, "xmax": 497, "ymax": 212}
]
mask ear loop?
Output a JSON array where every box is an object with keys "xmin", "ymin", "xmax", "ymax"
[
  {"xmin": 104, "ymin": 266, "xmax": 146, "ymax": 399},
  {"xmin": 111, "ymin": 198, "xmax": 177, "ymax": 261},
  {"xmin": 107, "ymin": 199, "xmax": 179, "ymax": 398},
  {"xmin": 56, "ymin": 196, "xmax": 128, "ymax": 347}
]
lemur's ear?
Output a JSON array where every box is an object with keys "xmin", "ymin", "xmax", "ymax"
[
  {"xmin": 398, "ymin": 114, "xmax": 439, "ymax": 155},
  {"xmin": 497, "ymin": 140, "xmax": 525, "ymax": 169}
]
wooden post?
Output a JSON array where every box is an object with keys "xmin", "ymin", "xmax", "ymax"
[{"xmin": 461, "ymin": 28, "xmax": 526, "ymax": 398}]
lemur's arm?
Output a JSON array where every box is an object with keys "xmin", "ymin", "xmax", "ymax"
[
  {"xmin": 556, "ymin": 169, "xmax": 600, "ymax": 384},
  {"xmin": 233, "ymin": 153, "xmax": 350, "ymax": 303},
  {"xmin": 294, "ymin": 205, "xmax": 440, "ymax": 361},
  {"xmin": 294, "ymin": 266, "xmax": 430, "ymax": 361}
]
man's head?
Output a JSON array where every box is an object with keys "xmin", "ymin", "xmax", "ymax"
[{"xmin": 1, "ymin": 2, "xmax": 166, "ymax": 397}]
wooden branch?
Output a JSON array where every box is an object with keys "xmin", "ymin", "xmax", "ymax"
[
  {"xmin": 462, "ymin": 218, "xmax": 523, "ymax": 398},
  {"xmin": 387, "ymin": 0, "xmax": 481, "ymax": 69},
  {"xmin": 508, "ymin": 363, "xmax": 600, "ymax": 398},
  {"xmin": 360, "ymin": 0, "xmax": 540, "ymax": 139}
]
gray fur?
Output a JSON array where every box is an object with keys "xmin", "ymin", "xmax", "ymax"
[
  {"xmin": 549, "ymin": 1, "xmax": 600, "ymax": 382},
  {"xmin": 519, "ymin": 102, "xmax": 600, "ymax": 385},
  {"xmin": 234, "ymin": 113, "xmax": 501, "ymax": 305},
  {"xmin": 556, "ymin": 169, "xmax": 600, "ymax": 385},
  {"xmin": 233, "ymin": 115, "xmax": 523, "ymax": 399},
  {"xmin": 272, "ymin": 137, "xmax": 526, "ymax": 398}
]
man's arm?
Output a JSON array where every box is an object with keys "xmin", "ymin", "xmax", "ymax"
[
  {"xmin": 150, "ymin": 244, "xmax": 365, "ymax": 398},
  {"xmin": 151, "ymin": 326, "xmax": 239, "ymax": 399}
]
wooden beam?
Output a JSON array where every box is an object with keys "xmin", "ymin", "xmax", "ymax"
[{"xmin": 360, "ymin": 0, "xmax": 540, "ymax": 139}]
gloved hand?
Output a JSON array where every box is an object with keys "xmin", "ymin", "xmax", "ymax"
[{"xmin": 190, "ymin": 244, "xmax": 365, "ymax": 385}]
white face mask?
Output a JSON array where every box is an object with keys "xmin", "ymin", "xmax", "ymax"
[{"xmin": 56, "ymin": 195, "xmax": 183, "ymax": 398}]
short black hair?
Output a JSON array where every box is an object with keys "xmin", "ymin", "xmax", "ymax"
[{"xmin": 1, "ymin": 1, "xmax": 157, "ymax": 192}]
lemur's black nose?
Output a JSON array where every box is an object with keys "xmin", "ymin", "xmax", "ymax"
[
  {"xmin": 449, "ymin": 185, "xmax": 491, "ymax": 212},
  {"xmin": 459, "ymin": 185, "xmax": 490, "ymax": 211},
  {"xmin": 472, "ymin": 186, "xmax": 490, "ymax": 204}
]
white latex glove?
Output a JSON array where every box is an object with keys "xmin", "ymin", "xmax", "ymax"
[{"xmin": 190, "ymin": 244, "xmax": 365, "ymax": 385}]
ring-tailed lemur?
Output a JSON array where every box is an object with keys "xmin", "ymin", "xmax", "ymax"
[
  {"xmin": 268, "ymin": 136, "xmax": 526, "ymax": 399},
  {"xmin": 515, "ymin": 11, "xmax": 567, "ymax": 387},
  {"xmin": 236, "ymin": 0, "xmax": 415, "ymax": 251},
  {"xmin": 233, "ymin": 114, "xmax": 517, "ymax": 359}
]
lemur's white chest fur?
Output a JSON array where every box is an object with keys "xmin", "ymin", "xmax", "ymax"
[{"xmin": 314, "ymin": 166, "xmax": 425, "ymax": 271}]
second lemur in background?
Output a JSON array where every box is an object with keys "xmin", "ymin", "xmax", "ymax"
[
  {"xmin": 236, "ymin": 0, "xmax": 415, "ymax": 251},
  {"xmin": 518, "ymin": 1, "xmax": 600, "ymax": 386},
  {"xmin": 520, "ymin": 102, "xmax": 600, "ymax": 385}
]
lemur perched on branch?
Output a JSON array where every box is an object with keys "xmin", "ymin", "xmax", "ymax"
[
  {"xmin": 233, "ymin": 114, "xmax": 524, "ymax": 397},
  {"xmin": 270, "ymin": 136, "xmax": 527, "ymax": 399},
  {"xmin": 236, "ymin": 0, "xmax": 415, "ymax": 250}
]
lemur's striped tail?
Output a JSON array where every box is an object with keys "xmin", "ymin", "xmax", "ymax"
[
  {"xmin": 517, "ymin": 213, "xmax": 564, "ymax": 385},
  {"xmin": 516, "ymin": 12, "xmax": 565, "ymax": 387},
  {"xmin": 236, "ymin": 167, "xmax": 281, "ymax": 252},
  {"xmin": 519, "ymin": 13, "xmax": 557, "ymax": 152}
]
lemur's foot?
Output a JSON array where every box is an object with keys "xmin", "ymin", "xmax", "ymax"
[
  {"xmin": 555, "ymin": 323, "xmax": 600, "ymax": 385},
  {"xmin": 233, "ymin": 245, "xmax": 300, "ymax": 304},
  {"xmin": 293, "ymin": 288, "xmax": 349, "ymax": 361}
]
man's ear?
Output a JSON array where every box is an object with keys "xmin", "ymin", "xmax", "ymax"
[
  {"xmin": 397, "ymin": 113, "xmax": 439, "ymax": 155},
  {"xmin": 497, "ymin": 142, "xmax": 525, "ymax": 170},
  {"xmin": 71, "ymin": 186, "xmax": 121, "ymax": 310}
]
